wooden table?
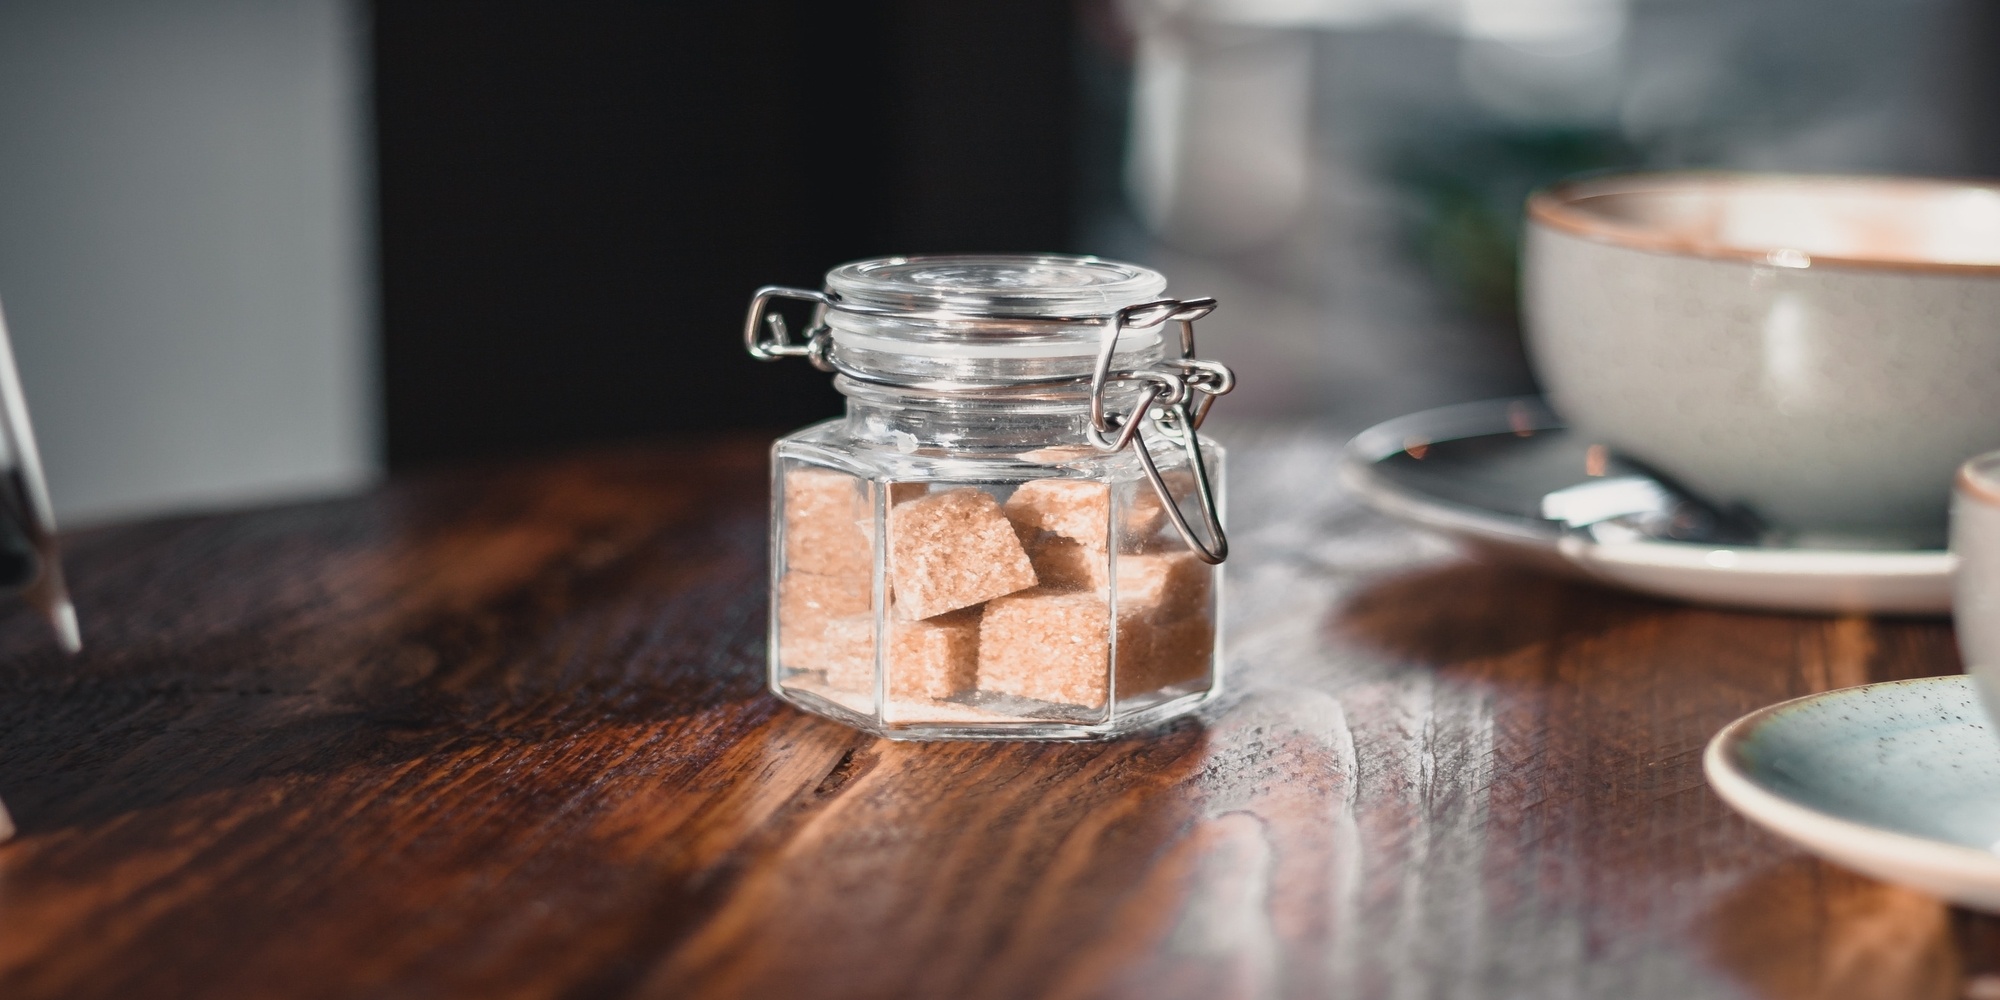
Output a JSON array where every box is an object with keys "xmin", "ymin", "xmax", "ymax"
[{"xmin": 0, "ymin": 428, "xmax": 1992, "ymax": 999}]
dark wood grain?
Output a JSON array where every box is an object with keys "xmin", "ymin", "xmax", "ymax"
[{"xmin": 0, "ymin": 428, "xmax": 1991, "ymax": 999}]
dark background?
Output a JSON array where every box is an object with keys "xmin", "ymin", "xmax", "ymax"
[
  {"xmin": 374, "ymin": 1, "xmax": 1081, "ymax": 468},
  {"xmin": 2, "ymin": 0, "xmax": 1993, "ymax": 521},
  {"xmin": 375, "ymin": 1, "xmax": 2000, "ymax": 472}
]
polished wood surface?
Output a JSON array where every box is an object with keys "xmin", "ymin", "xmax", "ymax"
[{"xmin": 0, "ymin": 429, "xmax": 1991, "ymax": 999}]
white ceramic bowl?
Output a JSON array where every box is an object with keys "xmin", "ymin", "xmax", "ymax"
[{"xmin": 1524, "ymin": 172, "xmax": 2000, "ymax": 547}]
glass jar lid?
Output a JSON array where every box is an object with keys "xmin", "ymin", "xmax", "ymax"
[
  {"xmin": 825, "ymin": 254, "xmax": 1166, "ymax": 319},
  {"xmin": 822, "ymin": 254, "xmax": 1170, "ymax": 362}
]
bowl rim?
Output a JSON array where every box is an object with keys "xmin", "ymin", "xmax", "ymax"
[
  {"xmin": 1959, "ymin": 452, "xmax": 2000, "ymax": 508},
  {"xmin": 1527, "ymin": 170, "xmax": 2000, "ymax": 276}
]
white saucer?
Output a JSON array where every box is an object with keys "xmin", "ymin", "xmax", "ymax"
[
  {"xmin": 1705, "ymin": 675, "xmax": 2000, "ymax": 912},
  {"xmin": 1340, "ymin": 397, "xmax": 1953, "ymax": 615}
]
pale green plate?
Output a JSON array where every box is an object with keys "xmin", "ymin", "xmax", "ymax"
[{"xmin": 1706, "ymin": 675, "xmax": 2000, "ymax": 910}]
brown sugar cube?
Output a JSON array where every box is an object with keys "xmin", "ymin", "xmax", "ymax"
[
  {"xmin": 854, "ymin": 483, "xmax": 929, "ymax": 552},
  {"xmin": 790, "ymin": 609, "xmax": 982, "ymax": 700},
  {"xmin": 783, "ymin": 467, "xmax": 873, "ymax": 579},
  {"xmin": 1120, "ymin": 467, "xmax": 1206, "ymax": 550},
  {"xmin": 817, "ymin": 616, "xmax": 877, "ymax": 693},
  {"xmin": 1111, "ymin": 615, "xmax": 1154, "ymax": 691},
  {"xmin": 1004, "ymin": 479, "xmax": 1110, "ymax": 549},
  {"xmin": 779, "ymin": 570, "xmax": 872, "ymax": 622},
  {"xmin": 1158, "ymin": 615, "xmax": 1216, "ymax": 688},
  {"xmin": 977, "ymin": 589, "xmax": 1126, "ymax": 708},
  {"xmin": 1015, "ymin": 540, "xmax": 1210, "ymax": 602},
  {"xmin": 978, "ymin": 588, "xmax": 1211, "ymax": 707},
  {"xmin": 1114, "ymin": 551, "xmax": 1212, "ymax": 619},
  {"xmin": 1014, "ymin": 445, "xmax": 1098, "ymax": 465},
  {"xmin": 1022, "ymin": 534, "xmax": 1105, "ymax": 591},
  {"xmin": 1109, "ymin": 551, "xmax": 1215, "ymax": 696},
  {"xmin": 886, "ymin": 606, "xmax": 981, "ymax": 700},
  {"xmin": 784, "ymin": 613, "xmax": 874, "ymax": 691},
  {"xmin": 1005, "ymin": 479, "xmax": 1115, "ymax": 591},
  {"xmin": 775, "ymin": 570, "xmax": 872, "ymax": 683},
  {"xmin": 889, "ymin": 488, "xmax": 1037, "ymax": 619},
  {"xmin": 1004, "ymin": 476, "xmax": 1191, "ymax": 555},
  {"xmin": 1121, "ymin": 490, "xmax": 1167, "ymax": 548},
  {"xmin": 1116, "ymin": 614, "xmax": 1214, "ymax": 696}
]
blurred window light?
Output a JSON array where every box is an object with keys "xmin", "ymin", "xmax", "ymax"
[
  {"xmin": 1100, "ymin": 0, "xmax": 1982, "ymax": 423},
  {"xmin": 1127, "ymin": 25, "xmax": 1315, "ymax": 250},
  {"xmin": 1143, "ymin": 0, "xmax": 1448, "ymax": 30},
  {"xmin": 1457, "ymin": 0, "xmax": 1626, "ymax": 52},
  {"xmin": 1456, "ymin": 0, "xmax": 1629, "ymax": 121},
  {"xmin": 1122, "ymin": 0, "xmax": 1636, "ymax": 250},
  {"xmin": 1127, "ymin": 0, "xmax": 1630, "ymax": 39}
]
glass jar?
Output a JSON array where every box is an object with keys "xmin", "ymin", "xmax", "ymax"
[{"xmin": 743, "ymin": 254, "xmax": 1233, "ymax": 740}]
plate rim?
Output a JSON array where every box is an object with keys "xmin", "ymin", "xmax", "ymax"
[
  {"xmin": 1703, "ymin": 674, "xmax": 2000, "ymax": 887},
  {"xmin": 1342, "ymin": 396, "xmax": 1955, "ymax": 575}
]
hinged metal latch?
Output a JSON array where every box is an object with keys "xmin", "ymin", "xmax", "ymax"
[
  {"xmin": 1087, "ymin": 297, "xmax": 1231, "ymax": 564},
  {"xmin": 743, "ymin": 285, "xmax": 835, "ymax": 370}
]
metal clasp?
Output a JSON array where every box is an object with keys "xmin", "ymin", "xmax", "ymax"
[
  {"xmin": 1088, "ymin": 298, "xmax": 1232, "ymax": 564},
  {"xmin": 744, "ymin": 285, "xmax": 835, "ymax": 369}
]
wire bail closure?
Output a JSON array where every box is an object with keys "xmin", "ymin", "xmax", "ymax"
[
  {"xmin": 744, "ymin": 285, "xmax": 836, "ymax": 370},
  {"xmin": 1086, "ymin": 298, "xmax": 1229, "ymax": 564},
  {"xmin": 743, "ymin": 286, "xmax": 1233, "ymax": 564}
]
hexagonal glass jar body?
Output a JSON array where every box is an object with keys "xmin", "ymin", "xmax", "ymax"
[{"xmin": 762, "ymin": 255, "xmax": 1225, "ymax": 740}]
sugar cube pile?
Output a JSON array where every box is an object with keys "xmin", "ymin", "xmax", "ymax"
[{"xmin": 776, "ymin": 467, "xmax": 1214, "ymax": 716}]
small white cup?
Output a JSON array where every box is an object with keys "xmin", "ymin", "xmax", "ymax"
[{"xmin": 1952, "ymin": 452, "xmax": 2000, "ymax": 722}]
